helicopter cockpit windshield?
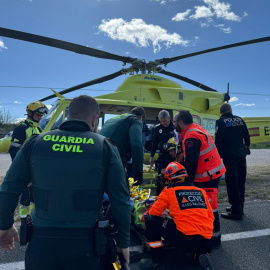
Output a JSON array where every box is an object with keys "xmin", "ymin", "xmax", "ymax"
[{"xmin": 40, "ymin": 100, "xmax": 59, "ymax": 130}]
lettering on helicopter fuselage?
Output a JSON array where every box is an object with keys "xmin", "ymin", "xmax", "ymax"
[
  {"xmin": 144, "ymin": 76, "xmax": 162, "ymax": 82},
  {"xmin": 265, "ymin": 126, "xmax": 269, "ymax": 136}
]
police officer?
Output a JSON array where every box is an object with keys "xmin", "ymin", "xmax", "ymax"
[
  {"xmin": 140, "ymin": 162, "xmax": 214, "ymax": 270},
  {"xmin": 215, "ymin": 103, "xmax": 250, "ymax": 220},
  {"xmin": 150, "ymin": 110, "xmax": 175, "ymax": 194},
  {"xmin": 0, "ymin": 95, "xmax": 130, "ymax": 269},
  {"xmin": 99, "ymin": 107, "xmax": 145, "ymax": 185},
  {"xmin": 9, "ymin": 101, "xmax": 48, "ymax": 216},
  {"xmin": 173, "ymin": 110, "xmax": 226, "ymax": 247}
]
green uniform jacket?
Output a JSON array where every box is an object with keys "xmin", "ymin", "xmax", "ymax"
[
  {"xmin": 0, "ymin": 119, "xmax": 130, "ymax": 248},
  {"xmin": 99, "ymin": 113, "xmax": 143, "ymax": 173}
]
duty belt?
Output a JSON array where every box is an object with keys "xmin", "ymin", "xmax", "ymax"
[{"xmin": 32, "ymin": 226, "xmax": 94, "ymax": 239}]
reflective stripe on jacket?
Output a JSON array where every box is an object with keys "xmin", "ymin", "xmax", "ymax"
[
  {"xmin": 149, "ymin": 181, "xmax": 214, "ymax": 239},
  {"xmin": 181, "ymin": 123, "xmax": 226, "ymax": 183}
]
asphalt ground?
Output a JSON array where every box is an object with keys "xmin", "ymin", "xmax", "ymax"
[{"xmin": 0, "ymin": 151, "xmax": 270, "ymax": 270}]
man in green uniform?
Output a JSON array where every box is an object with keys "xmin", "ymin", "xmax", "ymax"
[
  {"xmin": 0, "ymin": 95, "xmax": 130, "ymax": 270},
  {"xmin": 9, "ymin": 101, "xmax": 48, "ymax": 216},
  {"xmin": 99, "ymin": 107, "xmax": 145, "ymax": 185}
]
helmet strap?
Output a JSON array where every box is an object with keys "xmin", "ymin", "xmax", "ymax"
[{"xmin": 27, "ymin": 111, "xmax": 39, "ymax": 123}]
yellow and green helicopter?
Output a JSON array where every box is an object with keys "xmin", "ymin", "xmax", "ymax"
[{"xmin": 0, "ymin": 27, "xmax": 269, "ymax": 154}]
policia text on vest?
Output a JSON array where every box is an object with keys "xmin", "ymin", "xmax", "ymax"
[{"xmin": 43, "ymin": 135, "xmax": 94, "ymax": 152}]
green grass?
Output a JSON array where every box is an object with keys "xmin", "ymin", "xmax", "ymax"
[{"xmin": 250, "ymin": 141, "xmax": 270, "ymax": 149}]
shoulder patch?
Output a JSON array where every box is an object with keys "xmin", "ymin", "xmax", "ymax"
[{"xmin": 185, "ymin": 140, "xmax": 193, "ymax": 148}]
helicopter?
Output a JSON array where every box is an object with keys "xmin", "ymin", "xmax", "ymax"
[{"xmin": 0, "ymin": 27, "xmax": 270, "ymax": 154}]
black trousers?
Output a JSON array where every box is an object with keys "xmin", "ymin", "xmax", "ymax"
[
  {"xmin": 145, "ymin": 215, "xmax": 212, "ymax": 263},
  {"xmin": 223, "ymin": 149, "xmax": 247, "ymax": 215},
  {"xmin": 25, "ymin": 237, "xmax": 104, "ymax": 270},
  {"xmin": 156, "ymin": 154, "xmax": 173, "ymax": 195},
  {"xmin": 195, "ymin": 177, "xmax": 221, "ymax": 239}
]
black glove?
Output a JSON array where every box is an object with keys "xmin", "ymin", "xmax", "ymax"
[
  {"xmin": 244, "ymin": 145, "xmax": 251, "ymax": 155},
  {"xmin": 134, "ymin": 171, "xmax": 143, "ymax": 186}
]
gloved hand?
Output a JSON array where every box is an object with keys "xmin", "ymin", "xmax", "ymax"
[
  {"xmin": 244, "ymin": 145, "xmax": 251, "ymax": 155},
  {"xmin": 134, "ymin": 171, "xmax": 143, "ymax": 186}
]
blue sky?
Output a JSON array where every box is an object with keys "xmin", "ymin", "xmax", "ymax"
[{"xmin": 0, "ymin": 0, "xmax": 270, "ymax": 121}]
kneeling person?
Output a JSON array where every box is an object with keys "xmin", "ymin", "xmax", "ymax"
[
  {"xmin": 140, "ymin": 162, "xmax": 214, "ymax": 270},
  {"xmin": 164, "ymin": 137, "xmax": 183, "ymax": 164}
]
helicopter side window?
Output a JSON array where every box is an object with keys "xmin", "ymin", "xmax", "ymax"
[
  {"xmin": 192, "ymin": 115, "xmax": 201, "ymax": 125},
  {"xmin": 178, "ymin": 92, "xmax": 183, "ymax": 100},
  {"xmin": 40, "ymin": 101, "xmax": 60, "ymax": 130},
  {"xmin": 63, "ymin": 107, "xmax": 69, "ymax": 121},
  {"xmin": 202, "ymin": 118, "xmax": 216, "ymax": 137},
  {"xmin": 51, "ymin": 111, "xmax": 65, "ymax": 130}
]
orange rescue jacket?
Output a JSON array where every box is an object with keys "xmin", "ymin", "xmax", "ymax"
[
  {"xmin": 149, "ymin": 182, "xmax": 214, "ymax": 239},
  {"xmin": 181, "ymin": 123, "xmax": 226, "ymax": 183}
]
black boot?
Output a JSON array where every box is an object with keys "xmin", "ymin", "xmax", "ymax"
[
  {"xmin": 226, "ymin": 206, "xmax": 244, "ymax": 216},
  {"xmin": 211, "ymin": 236, "xmax": 221, "ymax": 247},
  {"xmin": 198, "ymin": 254, "xmax": 214, "ymax": 270},
  {"xmin": 139, "ymin": 258, "xmax": 165, "ymax": 270},
  {"xmin": 221, "ymin": 212, "xmax": 242, "ymax": 220}
]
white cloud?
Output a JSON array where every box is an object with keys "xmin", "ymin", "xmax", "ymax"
[
  {"xmin": 151, "ymin": 0, "xmax": 166, "ymax": 4},
  {"xmin": 220, "ymin": 26, "xmax": 231, "ymax": 34},
  {"xmin": 98, "ymin": 18, "xmax": 189, "ymax": 53},
  {"xmin": 14, "ymin": 117, "xmax": 26, "ymax": 124},
  {"xmin": 265, "ymin": 99, "xmax": 269, "ymax": 101},
  {"xmin": 172, "ymin": 0, "xmax": 244, "ymax": 33},
  {"xmin": 151, "ymin": 0, "xmax": 176, "ymax": 5},
  {"xmin": 0, "ymin": 39, "xmax": 7, "ymax": 51},
  {"xmin": 234, "ymin": 103, "xmax": 255, "ymax": 107},
  {"xmin": 204, "ymin": 0, "xmax": 241, "ymax": 21},
  {"xmin": 229, "ymin": 96, "xmax": 238, "ymax": 102},
  {"xmin": 214, "ymin": 24, "xmax": 224, "ymax": 27},
  {"xmin": 14, "ymin": 101, "xmax": 22, "ymax": 104},
  {"xmin": 172, "ymin": 9, "xmax": 191, "ymax": 21},
  {"xmin": 199, "ymin": 21, "xmax": 210, "ymax": 28},
  {"xmin": 190, "ymin": 6, "xmax": 213, "ymax": 19}
]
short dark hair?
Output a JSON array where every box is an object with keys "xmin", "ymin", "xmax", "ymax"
[
  {"xmin": 176, "ymin": 110, "xmax": 193, "ymax": 125},
  {"xmin": 69, "ymin": 95, "xmax": 100, "ymax": 121},
  {"xmin": 220, "ymin": 103, "xmax": 232, "ymax": 115},
  {"xmin": 131, "ymin": 107, "xmax": 146, "ymax": 120}
]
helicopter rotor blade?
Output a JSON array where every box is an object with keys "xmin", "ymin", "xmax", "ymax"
[
  {"xmin": 0, "ymin": 27, "xmax": 134, "ymax": 64},
  {"xmin": 158, "ymin": 36, "xmax": 270, "ymax": 65},
  {"xmin": 40, "ymin": 70, "xmax": 125, "ymax": 102},
  {"xmin": 158, "ymin": 69, "xmax": 218, "ymax": 92}
]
